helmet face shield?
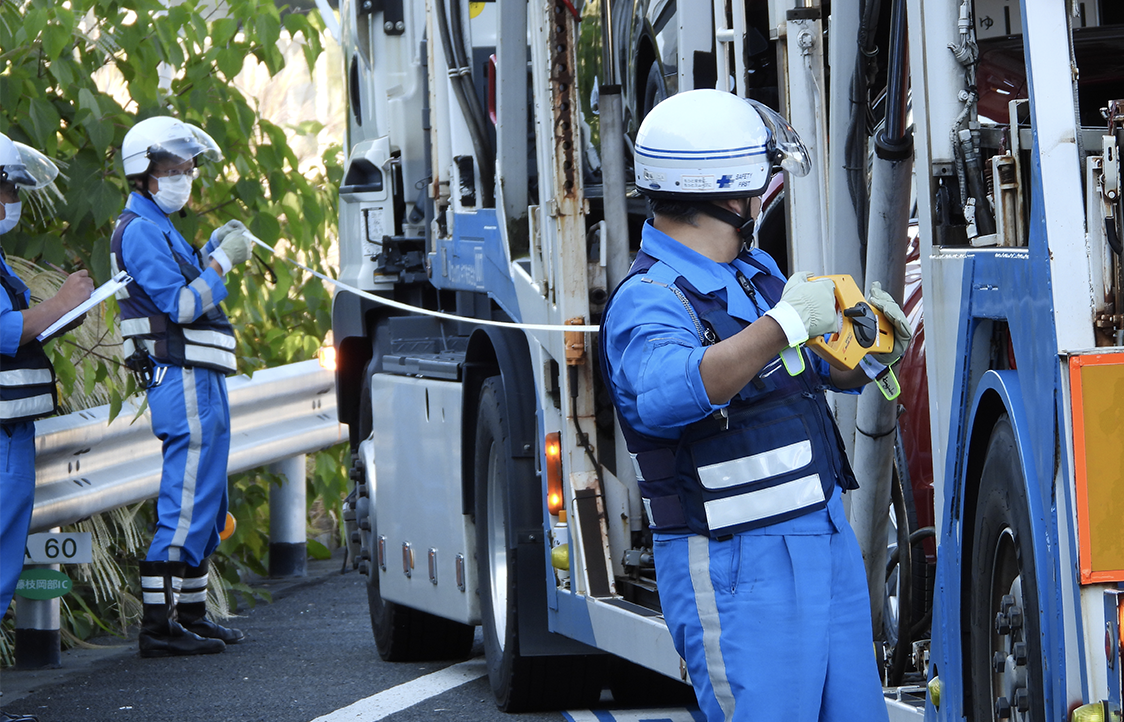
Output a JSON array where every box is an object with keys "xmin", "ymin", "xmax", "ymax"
[
  {"xmin": 146, "ymin": 127, "xmax": 221, "ymax": 170},
  {"xmin": 122, "ymin": 117, "xmax": 222, "ymax": 177},
  {"xmin": 1, "ymin": 142, "xmax": 60, "ymax": 190},
  {"xmin": 747, "ymin": 99, "xmax": 812, "ymax": 178}
]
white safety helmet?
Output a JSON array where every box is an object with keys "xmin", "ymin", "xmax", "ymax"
[
  {"xmin": 0, "ymin": 132, "xmax": 60, "ymax": 190},
  {"xmin": 634, "ymin": 89, "xmax": 811, "ymax": 199},
  {"xmin": 121, "ymin": 116, "xmax": 221, "ymax": 177}
]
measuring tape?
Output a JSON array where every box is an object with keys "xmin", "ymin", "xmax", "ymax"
[{"xmin": 251, "ymin": 237, "xmax": 600, "ymax": 333}]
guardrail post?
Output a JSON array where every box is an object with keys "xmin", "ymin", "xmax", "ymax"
[
  {"xmin": 268, "ymin": 455, "xmax": 307, "ymax": 578},
  {"xmin": 15, "ymin": 526, "xmax": 62, "ymax": 669}
]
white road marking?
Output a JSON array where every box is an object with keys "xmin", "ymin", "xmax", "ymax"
[{"xmin": 309, "ymin": 657, "xmax": 488, "ymax": 722}]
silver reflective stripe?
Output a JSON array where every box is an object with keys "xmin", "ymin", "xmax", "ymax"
[
  {"xmin": 140, "ymin": 575, "xmax": 163, "ymax": 590},
  {"xmin": 182, "ymin": 327, "xmax": 236, "ymax": 350},
  {"xmin": 630, "ymin": 453, "xmax": 645, "ymax": 482},
  {"xmin": 142, "ymin": 591, "xmax": 166, "ymax": 604},
  {"xmin": 0, "ymin": 394, "xmax": 54, "ymax": 419},
  {"xmin": 697, "ymin": 440, "xmax": 813, "ymax": 490},
  {"xmin": 175, "ymin": 287, "xmax": 196, "ymax": 323},
  {"xmin": 703, "ymin": 473, "xmax": 824, "ymax": 531},
  {"xmin": 184, "ymin": 345, "xmax": 236, "ymax": 372},
  {"xmin": 110, "ymin": 254, "xmax": 130, "ymax": 300},
  {"xmin": 687, "ymin": 536, "xmax": 736, "ymax": 721},
  {"xmin": 170, "ymin": 368, "xmax": 203, "ymax": 555},
  {"xmin": 188, "ymin": 276, "xmax": 215, "ymax": 314},
  {"xmin": 120, "ymin": 317, "xmax": 152, "ymax": 337},
  {"xmin": 0, "ymin": 367, "xmax": 53, "ymax": 386},
  {"xmin": 179, "ymin": 574, "xmax": 207, "ymax": 603}
]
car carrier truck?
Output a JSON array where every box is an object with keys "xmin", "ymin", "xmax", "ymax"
[{"xmin": 331, "ymin": 1, "xmax": 1124, "ymax": 720}]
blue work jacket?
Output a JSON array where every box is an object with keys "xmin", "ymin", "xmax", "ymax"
[{"xmin": 602, "ymin": 221, "xmax": 858, "ymax": 536}]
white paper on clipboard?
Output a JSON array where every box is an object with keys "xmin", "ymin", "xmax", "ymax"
[{"xmin": 36, "ymin": 270, "xmax": 131, "ymax": 343}]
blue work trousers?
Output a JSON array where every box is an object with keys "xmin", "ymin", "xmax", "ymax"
[
  {"xmin": 145, "ymin": 366, "xmax": 230, "ymax": 567},
  {"xmin": 654, "ymin": 520, "xmax": 889, "ymax": 722},
  {"xmin": 1, "ymin": 421, "xmax": 35, "ymax": 616}
]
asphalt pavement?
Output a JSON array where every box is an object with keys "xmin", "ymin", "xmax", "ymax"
[{"xmin": 0, "ymin": 551, "xmax": 561, "ymax": 722}]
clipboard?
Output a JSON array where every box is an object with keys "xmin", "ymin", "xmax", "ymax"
[{"xmin": 36, "ymin": 270, "xmax": 132, "ymax": 343}]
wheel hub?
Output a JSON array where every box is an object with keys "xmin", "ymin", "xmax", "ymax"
[{"xmin": 990, "ymin": 529, "xmax": 1031, "ymax": 721}]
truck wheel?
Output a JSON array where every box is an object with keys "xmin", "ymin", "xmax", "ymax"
[
  {"xmin": 641, "ymin": 62, "xmax": 667, "ymax": 122},
  {"xmin": 360, "ymin": 375, "xmax": 475, "ymax": 662},
  {"xmin": 365, "ymin": 516, "xmax": 475, "ymax": 662},
  {"xmin": 475, "ymin": 377, "xmax": 604, "ymax": 711},
  {"xmin": 967, "ymin": 416, "xmax": 1045, "ymax": 722}
]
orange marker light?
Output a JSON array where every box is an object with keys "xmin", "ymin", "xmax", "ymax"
[
  {"xmin": 220, "ymin": 512, "xmax": 237, "ymax": 541},
  {"xmin": 546, "ymin": 432, "xmax": 564, "ymax": 515}
]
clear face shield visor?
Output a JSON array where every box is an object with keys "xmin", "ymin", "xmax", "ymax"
[
  {"xmin": 747, "ymin": 99, "xmax": 812, "ymax": 178},
  {"xmin": 2, "ymin": 143, "xmax": 61, "ymax": 190},
  {"xmin": 145, "ymin": 126, "xmax": 222, "ymax": 171}
]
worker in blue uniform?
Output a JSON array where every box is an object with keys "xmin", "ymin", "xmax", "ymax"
[
  {"xmin": 110, "ymin": 116, "xmax": 253, "ymax": 658},
  {"xmin": 601, "ymin": 90, "xmax": 912, "ymax": 722},
  {"xmin": 1, "ymin": 133, "xmax": 93, "ymax": 722}
]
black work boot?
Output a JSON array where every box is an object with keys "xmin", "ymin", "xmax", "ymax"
[
  {"xmin": 138, "ymin": 560, "xmax": 225, "ymax": 658},
  {"xmin": 176, "ymin": 558, "xmax": 245, "ymax": 644}
]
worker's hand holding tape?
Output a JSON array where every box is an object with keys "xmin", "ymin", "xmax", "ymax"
[
  {"xmin": 866, "ymin": 281, "xmax": 912, "ymax": 366},
  {"xmin": 218, "ymin": 229, "xmax": 254, "ymax": 266},
  {"xmin": 764, "ymin": 271, "xmax": 840, "ymax": 346}
]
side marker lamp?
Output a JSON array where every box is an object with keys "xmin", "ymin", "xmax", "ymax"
[
  {"xmin": 927, "ymin": 676, "xmax": 941, "ymax": 710},
  {"xmin": 1070, "ymin": 702, "xmax": 1112, "ymax": 722},
  {"xmin": 546, "ymin": 432, "xmax": 564, "ymax": 515}
]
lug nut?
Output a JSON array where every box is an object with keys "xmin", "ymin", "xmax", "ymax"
[
  {"xmin": 1013, "ymin": 687, "xmax": 1030, "ymax": 712},
  {"xmin": 1013, "ymin": 641, "xmax": 1028, "ymax": 666},
  {"xmin": 358, "ymin": 559, "xmax": 370, "ymax": 576},
  {"xmin": 1001, "ymin": 594, "xmax": 1016, "ymax": 613},
  {"xmin": 359, "ymin": 517, "xmax": 371, "ymax": 530},
  {"xmin": 350, "ymin": 531, "xmax": 361, "ymax": 544},
  {"xmin": 1008, "ymin": 606, "xmax": 1023, "ymax": 630},
  {"xmin": 997, "ymin": 611, "xmax": 1011, "ymax": 635},
  {"xmin": 992, "ymin": 651, "xmax": 1006, "ymax": 673},
  {"xmin": 996, "ymin": 696, "xmax": 1012, "ymax": 719}
]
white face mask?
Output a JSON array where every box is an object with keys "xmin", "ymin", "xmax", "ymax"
[
  {"xmin": 0, "ymin": 201, "xmax": 21, "ymax": 235},
  {"xmin": 153, "ymin": 174, "xmax": 193, "ymax": 214}
]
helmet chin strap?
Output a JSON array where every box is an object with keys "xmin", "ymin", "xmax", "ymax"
[{"xmin": 698, "ymin": 201, "xmax": 756, "ymax": 245}]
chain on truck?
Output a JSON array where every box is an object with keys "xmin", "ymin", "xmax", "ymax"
[{"xmin": 330, "ymin": 0, "xmax": 1124, "ymax": 720}]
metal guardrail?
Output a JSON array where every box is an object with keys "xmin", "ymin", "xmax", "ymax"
[{"xmin": 30, "ymin": 360, "xmax": 344, "ymax": 533}]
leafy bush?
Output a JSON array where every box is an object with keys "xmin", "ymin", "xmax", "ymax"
[{"xmin": 0, "ymin": 0, "xmax": 349, "ymax": 657}]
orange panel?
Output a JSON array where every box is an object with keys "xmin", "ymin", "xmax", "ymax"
[{"xmin": 1069, "ymin": 354, "xmax": 1124, "ymax": 584}]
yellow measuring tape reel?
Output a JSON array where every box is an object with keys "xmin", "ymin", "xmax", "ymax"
[{"xmin": 778, "ymin": 275, "xmax": 901, "ymax": 400}]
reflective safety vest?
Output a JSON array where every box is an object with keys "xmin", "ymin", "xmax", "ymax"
[
  {"xmin": 0, "ymin": 267, "xmax": 58, "ymax": 424},
  {"xmin": 110, "ymin": 211, "xmax": 237, "ymax": 375},
  {"xmin": 600, "ymin": 250, "xmax": 859, "ymax": 538}
]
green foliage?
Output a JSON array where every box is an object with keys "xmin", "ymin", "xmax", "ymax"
[{"xmin": 0, "ymin": 0, "xmax": 349, "ymax": 654}]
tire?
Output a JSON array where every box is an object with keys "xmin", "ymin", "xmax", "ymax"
[
  {"xmin": 641, "ymin": 62, "xmax": 668, "ymax": 123},
  {"xmin": 475, "ymin": 377, "xmax": 604, "ymax": 711},
  {"xmin": 883, "ymin": 431, "xmax": 930, "ymax": 684},
  {"xmin": 359, "ymin": 373, "xmax": 475, "ymax": 662},
  {"xmin": 967, "ymin": 416, "xmax": 1045, "ymax": 722},
  {"xmin": 755, "ymin": 190, "xmax": 788, "ymax": 276}
]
